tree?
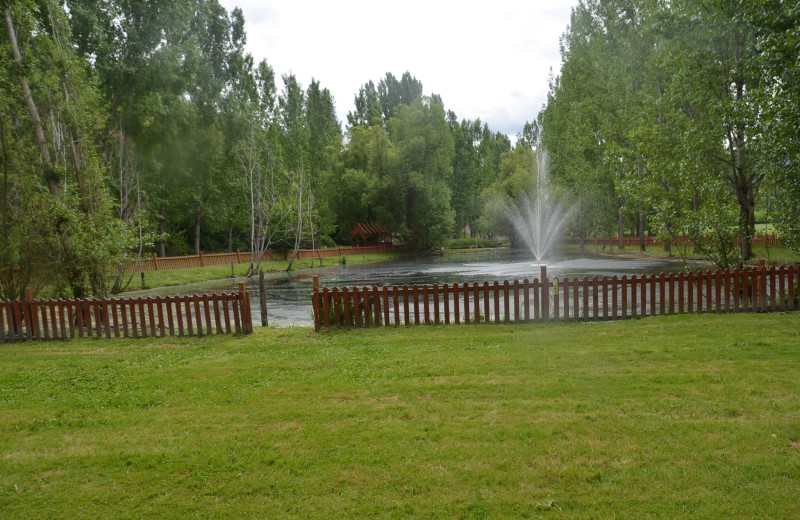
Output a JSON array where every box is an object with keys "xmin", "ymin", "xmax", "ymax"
[
  {"xmin": 2, "ymin": 0, "xmax": 132, "ymax": 298},
  {"xmin": 377, "ymin": 72, "xmax": 423, "ymax": 122},
  {"xmin": 384, "ymin": 98, "xmax": 455, "ymax": 250},
  {"xmin": 741, "ymin": 0, "xmax": 800, "ymax": 253},
  {"xmin": 346, "ymin": 81, "xmax": 382, "ymax": 130}
]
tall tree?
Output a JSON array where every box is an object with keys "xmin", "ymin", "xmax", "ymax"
[
  {"xmin": 2, "ymin": 0, "xmax": 131, "ymax": 298},
  {"xmin": 741, "ymin": 0, "xmax": 800, "ymax": 253},
  {"xmin": 346, "ymin": 80, "xmax": 382, "ymax": 130}
]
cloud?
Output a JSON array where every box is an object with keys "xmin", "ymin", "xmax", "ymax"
[{"xmin": 220, "ymin": 0, "xmax": 578, "ymax": 139}]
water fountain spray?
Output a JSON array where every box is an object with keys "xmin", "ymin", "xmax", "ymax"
[{"xmin": 504, "ymin": 146, "xmax": 573, "ymax": 263}]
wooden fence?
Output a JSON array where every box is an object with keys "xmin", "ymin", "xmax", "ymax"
[
  {"xmin": 0, "ymin": 284, "xmax": 252, "ymax": 343},
  {"xmin": 312, "ymin": 265, "xmax": 798, "ymax": 330},
  {"xmin": 123, "ymin": 244, "xmax": 402, "ymax": 273},
  {"xmin": 563, "ymin": 234, "xmax": 783, "ymax": 249}
]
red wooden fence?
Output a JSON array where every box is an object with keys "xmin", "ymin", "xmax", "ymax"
[
  {"xmin": 312, "ymin": 265, "xmax": 798, "ymax": 330},
  {"xmin": 123, "ymin": 244, "xmax": 402, "ymax": 273},
  {"xmin": 563, "ymin": 233, "xmax": 782, "ymax": 249},
  {"xmin": 0, "ymin": 284, "xmax": 252, "ymax": 343}
]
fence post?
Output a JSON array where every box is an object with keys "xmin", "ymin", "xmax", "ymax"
[
  {"xmin": 24, "ymin": 288, "xmax": 34, "ymax": 341},
  {"xmin": 259, "ymin": 270, "xmax": 268, "ymax": 327},
  {"xmin": 237, "ymin": 282, "xmax": 249, "ymax": 332},
  {"xmin": 236, "ymin": 249, "xmax": 242, "ymax": 264},
  {"xmin": 152, "ymin": 251, "xmax": 160, "ymax": 271},
  {"xmin": 758, "ymin": 260, "xmax": 767, "ymax": 312},
  {"xmin": 200, "ymin": 251, "xmax": 205, "ymax": 267},
  {"xmin": 540, "ymin": 266, "xmax": 549, "ymax": 321}
]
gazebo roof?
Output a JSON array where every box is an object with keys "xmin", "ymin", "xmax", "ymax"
[{"xmin": 349, "ymin": 222, "xmax": 390, "ymax": 239}]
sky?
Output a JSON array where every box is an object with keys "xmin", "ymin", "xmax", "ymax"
[{"xmin": 217, "ymin": 0, "xmax": 579, "ymax": 140}]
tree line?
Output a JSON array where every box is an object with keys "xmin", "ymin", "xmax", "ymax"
[
  {"xmin": 2, "ymin": 0, "xmax": 798, "ymax": 300},
  {"xmin": 537, "ymin": 0, "xmax": 799, "ymax": 267},
  {"xmin": 0, "ymin": 0, "xmax": 518, "ymax": 299}
]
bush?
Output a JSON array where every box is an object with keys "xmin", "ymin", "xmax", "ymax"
[{"xmin": 445, "ymin": 237, "xmax": 496, "ymax": 249}]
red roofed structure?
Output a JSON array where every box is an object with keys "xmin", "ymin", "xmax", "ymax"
[{"xmin": 349, "ymin": 223, "xmax": 391, "ymax": 247}]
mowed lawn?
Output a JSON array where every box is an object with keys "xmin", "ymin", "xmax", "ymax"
[{"xmin": 1, "ymin": 313, "xmax": 799, "ymax": 519}]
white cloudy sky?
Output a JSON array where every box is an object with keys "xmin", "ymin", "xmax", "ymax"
[{"xmin": 218, "ymin": 1, "xmax": 578, "ymax": 139}]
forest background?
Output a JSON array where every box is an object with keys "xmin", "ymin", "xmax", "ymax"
[{"xmin": 1, "ymin": 0, "xmax": 798, "ymax": 299}]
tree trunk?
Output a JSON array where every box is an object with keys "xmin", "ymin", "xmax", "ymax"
[
  {"xmin": 259, "ymin": 270, "xmax": 268, "ymax": 327},
  {"xmin": 194, "ymin": 205, "xmax": 202, "ymax": 256},
  {"xmin": 637, "ymin": 158, "xmax": 645, "ymax": 252},
  {"xmin": 0, "ymin": 107, "xmax": 8, "ymax": 241},
  {"xmin": 4, "ymin": 8, "xmax": 58, "ymax": 196},
  {"xmin": 158, "ymin": 206, "xmax": 166, "ymax": 257}
]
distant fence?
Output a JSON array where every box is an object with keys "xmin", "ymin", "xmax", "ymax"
[
  {"xmin": 312, "ymin": 265, "xmax": 798, "ymax": 330},
  {"xmin": 123, "ymin": 244, "xmax": 402, "ymax": 273},
  {"xmin": 563, "ymin": 234, "xmax": 783, "ymax": 249},
  {"xmin": 0, "ymin": 284, "xmax": 252, "ymax": 343}
]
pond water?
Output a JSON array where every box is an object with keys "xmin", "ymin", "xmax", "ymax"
[{"xmin": 126, "ymin": 249, "xmax": 693, "ymax": 328}]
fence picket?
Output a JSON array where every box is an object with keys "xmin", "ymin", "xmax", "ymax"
[
  {"xmin": 362, "ymin": 287, "xmax": 372, "ymax": 328},
  {"xmin": 393, "ymin": 286, "xmax": 400, "ymax": 326},
  {"xmin": 572, "ymin": 277, "xmax": 579, "ymax": 320},
  {"xmin": 453, "ymin": 284, "xmax": 460, "ymax": 325},
  {"xmin": 423, "ymin": 285, "xmax": 430, "ymax": 325},
  {"xmin": 482, "ymin": 282, "xmax": 490, "ymax": 324},
  {"xmin": 523, "ymin": 279, "xmax": 531, "ymax": 322},
  {"xmin": 138, "ymin": 298, "xmax": 148, "ymax": 337},
  {"xmin": 443, "ymin": 284, "xmax": 450, "ymax": 325},
  {"xmin": 769, "ymin": 266, "xmax": 777, "ymax": 310},
  {"xmin": 502, "ymin": 281, "xmax": 510, "ymax": 322},
  {"xmin": 232, "ymin": 293, "xmax": 241, "ymax": 333},
  {"xmin": 473, "ymin": 283, "xmax": 480, "ymax": 324},
  {"xmin": 432, "ymin": 284, "xmax": 440, "ymax": 325},
  {"xmin": 382, "ymin": 286, "xmax": 390, "ymax": 326},
  {"xmin": 493, "ymin": 281, "xmax": 501, "ymax": 324},
  {"xmin": 611, "ymin": 276, "xmax": 618, "ymax": 320},
  {"xmin": 412, "ymin": 285, "xmax": 419, "ymax": 325},
  {"xmin": 39, "ymin": 301, "xmax": 50, "ymax": 340},
  {"xmin": 621, "ymin": 276, "xmax": 628, "ymax": 319},
  {"xmin": 403, "ymin": 285, "xmax": 411, "ymax": 326},
  {"xmin": 462, "ymin": 282, "xmax": 470, "ymax": 325},
  {"xmin": 373, "ymin": 286, "xmax": 381, "ymax": 327}
]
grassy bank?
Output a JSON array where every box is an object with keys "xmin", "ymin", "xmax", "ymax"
[
  {"xmin": 560, "ymin": 242, "xmax": 800, "ymax": 267},
  {"xmin": 127, "ymin": 253, "xmax": 400, "ymax": 292},
  {"xmin": 1, "ymin": 313, "xmax": 799, "ymax": 518}
]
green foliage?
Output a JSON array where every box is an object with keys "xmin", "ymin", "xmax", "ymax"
[
  {"xmin": 333, "ymin": 95, "xmax": 457, "ymax": 251},
  {"xmin": 740, "ymin": 0, "xmax": 800, "ymax": 253},
  {"xmin": 1, "ymin": 0, "xmax": 135, "ymax": 298},
  {"xmin": 539, "ymin": 0, "xmax": 797, "ymax": 266},
  {"xmin": 444, "ymin": 237, "xmax": 495, "ymax": 249}
]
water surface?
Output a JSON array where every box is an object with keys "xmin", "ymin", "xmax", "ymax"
[
  {"xmin": 250, "ymin": 249, "xmax": 689, "ymax": 327},
  {"xmin": 125, "ymin": 249, "xmax": 691, "ymax": 327}
]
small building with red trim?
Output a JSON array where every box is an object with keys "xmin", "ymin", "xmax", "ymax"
[{"xmin": 349, "ymin": 223, "xmax": 391, "ymax": 247}]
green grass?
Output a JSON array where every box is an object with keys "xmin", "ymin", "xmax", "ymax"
[
  {"xmin": 1, "ymin": 313, "xmax": 799, "ymax": 518},
  {"xmin": 754, "ymin": 247, "xmax": 800, "ymax": 265},
  {"xmin": 562, "ymin": 242, "xmax": 800, "ymax": 267},
  {"xmin": 128, "ymin": 253, "xmax": 400, "ymax": 292}
]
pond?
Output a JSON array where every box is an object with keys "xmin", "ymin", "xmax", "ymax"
[{"xmin": 124, "ymin": 249, "xmax": 694, "ymax": 328}]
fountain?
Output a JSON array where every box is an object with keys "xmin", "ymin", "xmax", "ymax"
[{"xmin": 503, "ymin": 147, "xmax": 573, "ymax": 263}]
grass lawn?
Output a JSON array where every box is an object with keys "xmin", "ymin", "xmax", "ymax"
[
  {"xmin": 128, "ymin": 253, "xmax": 400, "ymax": 292},
  {"xmin": 561, "ymin": 242, "xmax": 800, "ymax": 267},
  {"xmin": 1, "ymin": 313, "xmax": 799, "ymax": 518}
]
